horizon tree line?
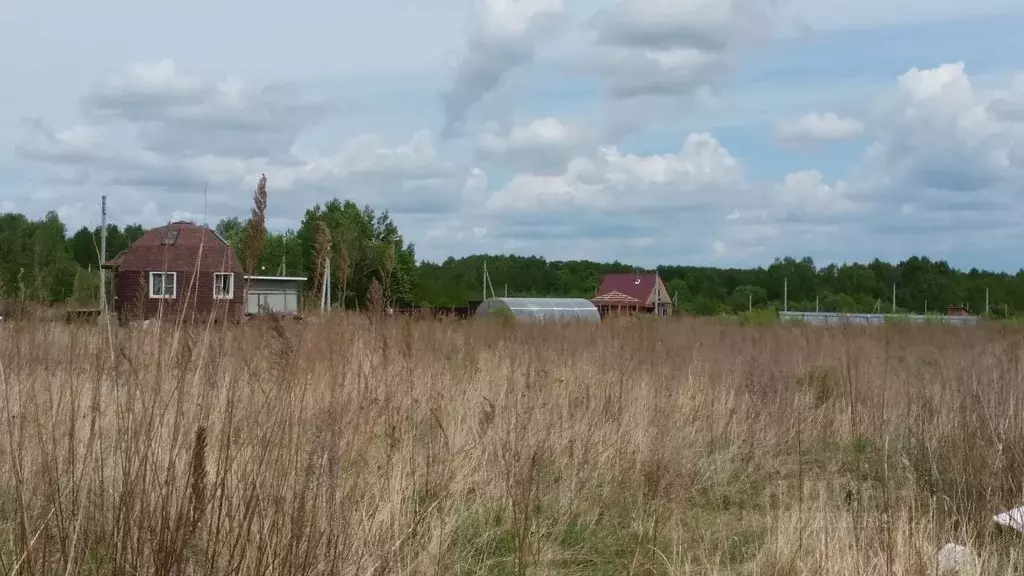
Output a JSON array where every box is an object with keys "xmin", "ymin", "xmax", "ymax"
[{"xmin": 1, "ymin": 208, "xmax": 1022, "ymax": 317}]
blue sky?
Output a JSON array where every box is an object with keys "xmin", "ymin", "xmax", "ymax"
[{"xmin": 3, "ymin": 0, "xmax": 1024, "ymax": 271}]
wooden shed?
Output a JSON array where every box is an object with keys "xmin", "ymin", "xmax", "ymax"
[{"xmin": 102, "ymin": 221, "xmax": 245, "ymax": 322}]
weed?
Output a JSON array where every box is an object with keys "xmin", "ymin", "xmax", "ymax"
[{"xmin": 0, "ymin": 316, "xmax": 1022, "ymax": 574}]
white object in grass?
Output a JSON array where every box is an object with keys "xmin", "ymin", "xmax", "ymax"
[
  {"xmin": 994, "ymin": 505, "xmax": 1024, "ymax": 533},
  {"xmin": 937, "ymin": 543, "xmax": 977, "ymax": 575}
]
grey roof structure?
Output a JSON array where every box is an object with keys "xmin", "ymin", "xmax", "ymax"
[{"xmin": 475, "ymin": 297, "xmax": 601, "ymax": 323}]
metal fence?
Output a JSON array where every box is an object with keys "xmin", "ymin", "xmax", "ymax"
[{"xmin": 778, "ymin": 311, "xmax": 981, "ymax": 327}]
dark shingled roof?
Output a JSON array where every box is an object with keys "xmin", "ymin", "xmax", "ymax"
[{"xmin": 103, "ymin": 221, "xmax": 243, "ymax": 274}]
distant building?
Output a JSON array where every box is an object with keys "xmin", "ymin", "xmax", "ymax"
[
  {"xmin": 592, "ymin": 272, "xmax": 672, "ymax": 317},
  {"xmin": 103, "ymin": 221, "xmax": 307, "ymax": 322},
  {"xmin": 244, "ymin": 275, "xmax": 306, "ymax": 315},
  {"xmin": 946, "ymin": 305, "xmax": 970, "ymax": 317},
  {"xmin": 103, "ymin": 221, "xmax": 246, "ymax": 322},
  {"xmin": 475, "ymin": 297, "xmax": 601, "ymax": 323}
]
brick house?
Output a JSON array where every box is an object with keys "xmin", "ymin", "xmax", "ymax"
[
  {"xmin": 102, "ymin": 221, "xmax": 245, "ymax": 322},
  {"xmin": 592, "ymin": 272, "xmax": 672, "ymax": 317}
]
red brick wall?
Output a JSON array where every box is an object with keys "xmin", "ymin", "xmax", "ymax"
[{"xmin": 114, "ymin": 269, "xmax": 244, "ymax": 322}]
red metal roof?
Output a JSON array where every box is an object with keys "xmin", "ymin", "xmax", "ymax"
[
  {"xmin": 104, "ymin": 221, "xmax": 243, "ymax": 274},
  {"xmin": 595, "ymin": 272, "xmax": 658, "ymax": 304}
]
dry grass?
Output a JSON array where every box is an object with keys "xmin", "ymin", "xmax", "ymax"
[{"xmin": 2, "ymin": 315, "xmax": 1024, "ymax": 575}]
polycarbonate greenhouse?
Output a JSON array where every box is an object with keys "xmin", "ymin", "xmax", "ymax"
[{"xmin": 474, "ymin": 297, "xmax": 601, "ymax": 323}]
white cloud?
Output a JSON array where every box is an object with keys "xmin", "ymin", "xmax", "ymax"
[
  {"xmin": 441, "ymin": 0, "xmax": 564, "ymax": 135},
  {"xmin": 774, "ymin": 170, "xmax": 862, "ymax": 217},
  {"xmin": 9, "ymin": 20, "xmax": 1024, "ymax": 270},
  {"xmin": 484, "ymin": 132, "xmax": 744, "ymax": 214},
  {"xmin": 80, "ymin": 59, "xmax": 331, "ymax": 163},
  {"xmin": 713, "ymin": 169, "xmax": 864, "ymax": 257},
  {"xmin": 774, "ymin": 112, "xmax": 864, "ymax": 145},
  {"xmin": 589, "ymin": 0, "xmax": 775, "ymax": 100},
  {"xmin": 987, "ymin": 74, "xmax": 1024, "ymax": 122},
  {"xmin": 712, "ymin": 62, "xmax": 1024, "ymax": 261},
  {"xmin": 862, "ymin": 61, "xmax": 1023, "ymax": 197},
  {"xmin": 16, "ymin": 60, "xmax": 469, "ymax": 229},
  {"xmin": 475, "ymin": 117, "xmax": 594, "ymax": 174}
]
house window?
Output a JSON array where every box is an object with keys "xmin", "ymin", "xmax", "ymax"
[
  {"xmin": 214, "ymin": 273, "xmax": 234, "ymax": 299},
  {"xmin": 149, "ymin": 272, "xmax": 176, "ymax": 299}
]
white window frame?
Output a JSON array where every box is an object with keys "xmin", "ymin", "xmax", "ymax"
[
  {"xmin": 213, "ymin": 272, "xmax": 234, "ymax": 300},
  {"xmin": 149, "ymin": 271, "xmax": 177, "ymax": 299}
]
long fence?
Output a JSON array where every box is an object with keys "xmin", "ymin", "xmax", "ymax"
[{"xmin": 778, "ymin": 311, "xmax": 981, "ymax": 326}]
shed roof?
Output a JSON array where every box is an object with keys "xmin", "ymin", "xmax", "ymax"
[
  {"xmin": 595, "ymin": 272, "xmax": 658, "ymax": 303},
  {"xmin": 104, "ymin": 221, "xmax": 243, "ymax": 274},
  {"xmin": 244, "ymin": 275, "xmax": 308, "ymax": 282}
]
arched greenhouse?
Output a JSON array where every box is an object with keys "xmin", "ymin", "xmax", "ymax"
[{"xmin": 474, "ymin": 297, "xmax": 601, "ymax": 323}]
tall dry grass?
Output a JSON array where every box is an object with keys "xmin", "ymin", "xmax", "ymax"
[{"xmin": 2, "ymin": 316, "xmax": 1024, "ymax": 575}]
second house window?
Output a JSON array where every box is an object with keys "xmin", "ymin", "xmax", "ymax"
[{"xmin": 214, "ymin": 273, "xmax": 234, "ymax": 299}]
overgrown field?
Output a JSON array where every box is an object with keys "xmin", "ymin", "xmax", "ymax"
[{"xmin": 2, "ymin": 315, "xmax": 1024, "ymax": 574}]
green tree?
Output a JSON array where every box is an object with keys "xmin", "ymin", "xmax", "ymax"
[{"xmin": 296, "ymin": 199, "xmax": 417, "ymax": 308}]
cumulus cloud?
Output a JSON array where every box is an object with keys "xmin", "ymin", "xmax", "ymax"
[
  {"xmin": 987, "ymin": 74, "xmax": 1024, "ymax": 122},
  {"xmin": 80, "ymin": 59, "xmax": 331, "ymax": 163},
  {"xmin": 484, "ymin": 132, "xmax": 744, "ymax": 214},
  {"xmin": 441, "ymin": 0, "xmax": 564, "ymax": 135},
  {"xmin": 774, "ymin": 112, "xmax": 864, "ymax": 145},
  {"xmin": 862, "ymin": 61, "xmax": 1023, "ymax": 197},
  {"xmin": 399, "ymin": 130, "xmax": 760, "ymax": 262},
  {"xmin": 475, "ymin": 117, "xmax": 594, "ymax": 174},
  {"xmin": 715, "ymin": 168, "xmax": 865, "ymax": 257},
  {"xmin": 13, "ymin": 51, "xmax": 1024, "ymax": 268},
  {"xmin": 16, "ymin": 60, "xmax": 470, "ymax": 227},
  {"xmin": 714, "ymin": 62, "xmax": 1024, "ymax": 260},
  {"xmin": 773, "ymin": 170, "xmax": 864, "ymax": 219},
  {"xmin": 589, "ymin": 0, "xmax": 775, "ymax": 100}
]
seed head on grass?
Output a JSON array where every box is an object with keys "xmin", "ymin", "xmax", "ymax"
[
  {"xmin": 314, "ymin": 220, "xmax": 332, "ymax": 310},
  {"xmin": 243, "ymin": 173, "xmax": 268, "ymax": 277},
  {"xmin": 189, "ymin": 425, "xmax": 207, "ymax": 536}
]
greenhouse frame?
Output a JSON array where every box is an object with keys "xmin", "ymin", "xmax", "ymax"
[{"xmin": 474, "ymin": 297, "xmax": 602, "ymax": 323}]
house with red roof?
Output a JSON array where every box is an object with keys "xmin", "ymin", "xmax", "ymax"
[
  {"xmin": 592, "ymin": 272, "xmax": 672, "ymax": 317},
  {"xmin": 102, "ymin": 221, "xmax": 245, "ymax": 322}
]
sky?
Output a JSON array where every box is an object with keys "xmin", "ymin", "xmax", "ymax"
[{"xmin": 3, "ymin": 0, "xmax": 1024, "ymax": 271}]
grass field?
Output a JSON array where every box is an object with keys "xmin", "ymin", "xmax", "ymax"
[{"xmin": 1, "ymin": 315, "xmax": 1024, "ymax": 574}]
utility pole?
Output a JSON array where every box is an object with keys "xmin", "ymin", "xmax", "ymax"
[
  {"xmin": 654, "ymin": 269, "xmax": 661, "ymax": 316},
  {"xmin": 278, "ymin": 236, "xmax": 287, "ymax": 276},
  {"xmin": 784, "ymin": 278, "xmax": 788, "ymax": 312},
  {"xmin": 748, "ymin": 291, "xmax": 752, "ymax": 313},
  {"xmin": 815, "ymin": 294, "xmax": 819, "ymax": 313},
  {"xmin": 99, "ymin": 195, "xmax": 107, "ymax": 317},
  {"xmin": 321, "ymin": 257, "xmax": 330, "ymax": 313},
  {"xmin": 986, "ymin": 287, "xmax": 990, "ymax": 317},
  {"xmin": 891, "ymin": 283, "xmax": 896, "ymax": 314}
]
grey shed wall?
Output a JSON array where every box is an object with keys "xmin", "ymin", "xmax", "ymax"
[{"xmin": 245, "ymin": 278, "xmax": 303, "ymax": 315}]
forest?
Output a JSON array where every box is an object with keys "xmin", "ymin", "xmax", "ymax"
[{"xmin": 1, "ymin": 204, "xmax": 1022, "ymax": 317}]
